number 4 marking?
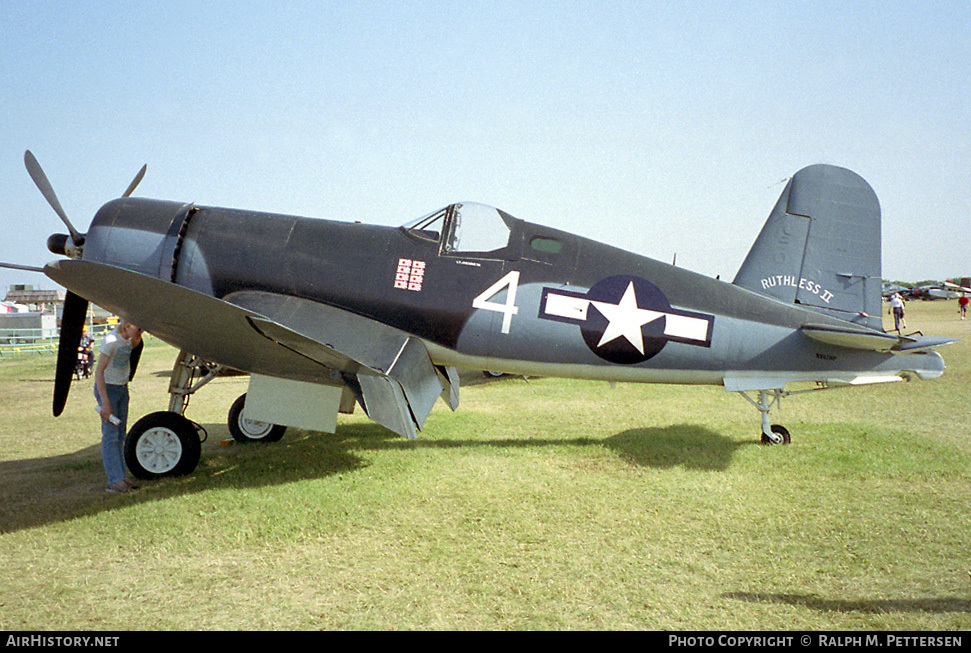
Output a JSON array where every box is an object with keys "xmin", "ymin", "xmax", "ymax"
[{"xmin": 472, "ymin": 271, "xmax": 520, "ymax": 334}]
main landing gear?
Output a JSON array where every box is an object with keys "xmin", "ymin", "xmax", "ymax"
[
  {"xmin": 738, "ymin": 389, "xmax": 792, "ymax": 445},
  {"xmin": 227, "ymin": 393, "xmax": 287, "ymax": 443},
  {"xmin": 124, "ymin": 411, "xmax": 201, "ymax": 479},
  {"xmin": 124, "ymin": 350, "xmax": 287, "ymax": 479}
]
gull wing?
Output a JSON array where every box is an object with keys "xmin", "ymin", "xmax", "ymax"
[{"xmin": 45, "ymin": 260, "xmax": 456, "ymax": 438}]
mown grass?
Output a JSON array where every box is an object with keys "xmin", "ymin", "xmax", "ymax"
[{"xmin": 0, "ymin": 300, "xmax": 969, "ymax": 630}]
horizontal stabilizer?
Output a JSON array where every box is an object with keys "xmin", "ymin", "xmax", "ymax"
[
  {"xmin": 893, "ymin": 335, "xmax": 959, "ymax": 352},
  {"xmin": 723, "ymin": 375, "xmax": 808, "ymax": 392},
  {"xmin": 801, "ymin": 324, "xmax": 898, "ymax": 351},
  {"xmin": 802, "ymin": 324, "xmax": 958, "ymax": 352}
]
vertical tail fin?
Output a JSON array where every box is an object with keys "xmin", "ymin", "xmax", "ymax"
[{"xmin": 732, "ymin": 164, "xmax": 883, "ymax": 331}]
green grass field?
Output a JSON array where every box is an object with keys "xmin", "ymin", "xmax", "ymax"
[{"xmin": 1, "ymin": 300, "xmax": 969, "ymax": 630}]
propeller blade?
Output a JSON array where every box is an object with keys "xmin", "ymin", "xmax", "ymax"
[
  {"xmin": 122, "ymin": 164, "xmax": 147, "ymax": 198},
  {"xmin": 129, "ymin": 340, "xmax": 144, "ymax": 381},
  {"xmin": 0, "ymin": 262, "xmax": 44, "ymax": 273},
  {"xmin": 24, "ymin": 150, "xmax": 85, "ymax": 245},
  {"xmin": 53, "ymin": 291, "xmax": 89, "ymax": 417}
]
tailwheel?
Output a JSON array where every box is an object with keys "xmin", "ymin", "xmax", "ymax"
[
  {"xmin": 738, "ymin": 389, "xmax": 793, "ymax": 445},
  {"xmin": 761, "ymin": 424, "xmax": 791, "ymax": 446},
  {"xmin": 228, "ymin": 393, "xmax": 287, "ymax": 443},
  {"xmin": 125, "ymin": 411, "xmax": 202, "ymax": 479}
]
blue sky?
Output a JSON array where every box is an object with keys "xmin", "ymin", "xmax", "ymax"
[{"xmin": 2, "ymin": 1, "xmax": 969, "ymax": 295}]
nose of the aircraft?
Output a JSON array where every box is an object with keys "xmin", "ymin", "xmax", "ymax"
[{"xmin": 47, "ymin": 232, "xmax": 83, "ymax": 257}]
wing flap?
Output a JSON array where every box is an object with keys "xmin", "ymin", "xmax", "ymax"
[
  {"xmin": 225, "ymin": 290, "xmax": 452, "ymax": 438},
  {"xmin": 246, "ymin": 315, "xmax": 373, "ymax": 376},
  {"xmin": 386, "ymin": 337, "xmax": 445, "ymax": 428},
  {"xmin": 356, "ymin": 374, "xmax": 421, "ymax": 439}
]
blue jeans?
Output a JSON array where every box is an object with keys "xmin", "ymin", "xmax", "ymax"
[{"xmin": 95, "ymin": 384, "xmax": 129, "ymax": 485}]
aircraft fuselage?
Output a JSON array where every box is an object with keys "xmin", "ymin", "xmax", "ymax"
[{"xmin": 77, "ymin": 197, "xmax": 942, "ymax": 388}]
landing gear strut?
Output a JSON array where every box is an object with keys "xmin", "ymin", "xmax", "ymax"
[
  {"xmin": 166, "ymin": 350, "xmax": 225, "ymax": 415},
  {"xmin": 738, "ymin": 389, "xmax": 792, "ymax": 445}
]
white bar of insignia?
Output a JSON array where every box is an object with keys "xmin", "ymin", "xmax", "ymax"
[
  {"xmin": 544, "ymin": 293, "xmax": 590, "ymax": 321},
  {"xmin": 663, "ymin": 314, "xmax": 709, "ymax": 342}
]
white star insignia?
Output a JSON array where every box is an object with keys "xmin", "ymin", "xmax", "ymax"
[{"xmin": 589, "ymin": 282, "xmax": 664, "ymax": 354}]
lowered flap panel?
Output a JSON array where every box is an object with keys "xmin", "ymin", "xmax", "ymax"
[{"xmin": 226, "ymin": 290, "xmax": 448, "ymax": 438}]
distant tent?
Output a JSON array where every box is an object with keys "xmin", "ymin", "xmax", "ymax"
[{"xmin": 0, "ymin": 301, "xmax": 29, "ymax": 314}]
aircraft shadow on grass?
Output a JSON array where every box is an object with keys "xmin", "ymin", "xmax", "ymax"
[
  {"xmin": 603, "ymin": 426, "xmax": 752, "ymax": 472},
  {"xmin": 724, "ymin": 591, "xmax": 971, "ymax": 614},
  {"xmin": 0, "ymin": 420, "xmax": 745, "ymax": 533},
  {"xmin": 318, "ymin": 420, "xmax": 748, "ymax": 473}
]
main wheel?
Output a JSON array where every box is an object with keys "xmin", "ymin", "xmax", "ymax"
[
  {"xmin": 125, "ymin": 411, "xmax": 202, "ymax": 479},
  {"xmin": 228, "ymin": 393, "xmax": 287, "ymax": 443},
  {"xmin": 761, "ymin": 424, "xmax": 791, "ymax": 445}
]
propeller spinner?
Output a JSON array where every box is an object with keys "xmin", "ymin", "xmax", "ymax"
[{"xmin": 21, "ymin": 151, "xmax": 147, "ymax": 416}]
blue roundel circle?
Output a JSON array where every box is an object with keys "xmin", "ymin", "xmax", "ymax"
[{"xmin": 579, "ymin": 275, "xmax": 672, "ymax": 364}]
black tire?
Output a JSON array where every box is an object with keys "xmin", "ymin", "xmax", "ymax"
[
  {"xmin": 125, "ymin": 411, "xmax": 202, "ymax": 479},
  {"xmin": 761, "ymin": 424, "xmax": 791, "ymax": 445},
  {"xmin": 228, "ymin": 393, "xmax": 287, "ymax": 443}
]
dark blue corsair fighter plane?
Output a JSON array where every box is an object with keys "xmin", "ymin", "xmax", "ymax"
[{"xmin": 4, "ymin": 151, "xmax": 957, "ymax": 478}]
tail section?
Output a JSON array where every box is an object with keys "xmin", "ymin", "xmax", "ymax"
[{"xmin": 732, "ymin": 164, "xmax": 883, "ymax": 331}]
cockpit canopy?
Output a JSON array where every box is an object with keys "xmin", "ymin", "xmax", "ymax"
[{"xmin": 402, "ymin": 202, "xmax": 513, "ymax": 256}]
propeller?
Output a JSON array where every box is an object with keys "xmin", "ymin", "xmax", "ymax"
[
  {"xmin": 53, "ymin": 292, "xmax": 89, "ymax": 417},
  {"xmin": 0, "ymin": 262, "xmax": 44, "ymax": 273},
  {"xmin": 24, "ymin": 150, "xmax": 85, "ymax": 248},
  {"xmin": 22, "ymin": 150, "xmax": 147, "ymax": 416},
  {"xmin": 123, "ymin": 165, "xmax": 147, "ymax": 198}
]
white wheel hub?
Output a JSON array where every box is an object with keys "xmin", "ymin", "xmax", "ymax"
[
  {"xmin": 135, "ymin": 427, "xmax": 184, "ymax": 474},
  {"xmin": 239, "ymin": 412, "xmax": 273, "ymax": 439}
]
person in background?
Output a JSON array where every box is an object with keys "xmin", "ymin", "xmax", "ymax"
[
  {"xmin": 76, "ymin": 326, "xmax": 94, "ymax": 379},
  {"xmin": 888, "ymin": 293, "xmax": 906, "ymax": 333}
]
